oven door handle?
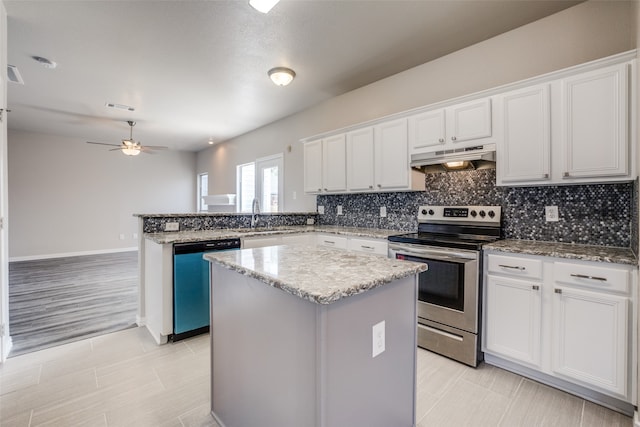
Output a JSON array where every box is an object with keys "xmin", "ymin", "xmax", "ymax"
[{"xmin": 390, "ymin": 244, "xmax": 476, "ymax": 261}]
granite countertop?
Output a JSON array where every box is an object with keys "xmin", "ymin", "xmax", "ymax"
[
  {"xmin": 134, "ymin": 212, "xmax": 316, "ymax": 218},
  {"xmin": 484, "ymin": 239, "xmax": 637, "ymax": 266},
  {"xmin": 145, "ymin": 225, "xmax": 400, "ymax": 244},
  {"xmin": 204, "ymin": 245, "xmax": 426, "ymax": 304}
]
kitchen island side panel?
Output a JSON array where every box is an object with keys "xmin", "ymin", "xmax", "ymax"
[{"xmin": 209, "ymin": 265, "xmax": 417, "ymax": 427}]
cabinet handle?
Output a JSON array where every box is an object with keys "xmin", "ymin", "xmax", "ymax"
[
  {"xmin": 361, "ymin": 245, "xmax": 374, "ymax": 250},
  {"xmin": 498, "ymin": 264, "xmax": 526, "ymax": 271},
  {"xmin": 377, "ymin": 184, "xmax": 381, "ymax": 188},
  {"xmin": 318, "ymin": 188, "xmax": 322, "ymax": 192},
  {"xmin": 543, "ymin": 173, "xmax": 549, "ymax": 178},
  {"xmin": 451, "ymin": 136, "xmax": 457, "ymax": 141},
  {"xmin": 570, "ymin": 273, "xmax": 607, "ymax": 282},
  {"xmin": 369, "ymin": 185, "xmax": 373, "ymax": 189},
  {"xmin": 323, "ymin": 240, "xmax": 335, "ymax": 245},
  {"xmin": 323, "ymin": 188, "xmax": 328, "ymax": 191},
  {"xmin": 532, "ymin": 285, "xmax": 539, "ymax": 290},
  {"xmin": 554, "ymin": 288, "xmax": 562, "ymax": 294},
  {"xmin": 438, "ymin": 138, "xmax": 444, "ymax": 143},
  {"xmin": 563, "ymin": 172, "xmax": 570, "ymax": 178}
]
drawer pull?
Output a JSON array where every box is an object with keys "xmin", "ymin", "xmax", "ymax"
[
  {"xmin": 498, "ymin": 264, "xmax": 526, "ymax": 271},
  {"xmin": 324, "ymin": 240, "xmax": 335, "ymax": 245},
  {"xmin": 555, "ymin": 288, "xmax": 562, "ymax": 294},
  {"xmin": 570, "ymin": 273, "xmax": 607, "ymax": 282},
  {"xmin": 361, "ymin": 245, "xmax": 374, "ymax": 250},
  {"xmin": 532, "ymin": 285, "xmax": 539, "ymax": 290}
]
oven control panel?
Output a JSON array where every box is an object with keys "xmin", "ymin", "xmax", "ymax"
[{"xmin": 418, "ymin": 205, "xmax": 501, "ymax": 223}]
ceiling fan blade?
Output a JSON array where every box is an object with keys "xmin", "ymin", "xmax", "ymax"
[
  {"xmin": 87, "ymin": 141, "xmax": 121, "ymax": 147},
  {"xmin": 108, "ymin": 148, "xmax": 123, "ymax": 151},
  {"xmin": 142, "ymin": 145, "xmax": 168, "ymax": 150}
]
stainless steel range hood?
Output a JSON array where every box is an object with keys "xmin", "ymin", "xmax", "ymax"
[{"xmin": 411, "ymin": 143, "xmax": 496, "ymax": 173}]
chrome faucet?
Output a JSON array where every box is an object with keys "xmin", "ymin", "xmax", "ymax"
[{"xmin": 251, "ymin": 198, "xmax": 260, "ymax": 228}]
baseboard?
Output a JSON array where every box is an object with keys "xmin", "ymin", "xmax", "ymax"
[
  {"xmin": 634, "ymin": 410, "xmax": 640, "ymax": 427},
  {"xmin": 136, "ymin": 316, "xmax": 145, "ymax": 327},
  {"xmin": 9, "ymin": 247, "xmax": 138, "ymax": 262}
]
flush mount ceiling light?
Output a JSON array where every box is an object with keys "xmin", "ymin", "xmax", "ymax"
[
  {"xmin": 32, "ymin": 55, "xmax": 57, "ymax": 69},
  {"xmin": 208, "ymin": 138, "xmax": 214, "ymax": 145},
  {"xmin": 268, "ymin": 67, "xmax": 295, "ymax": 86},
  {"xmin": 249, "ymin": 0, "xmax": 280, "ymax": 13}
]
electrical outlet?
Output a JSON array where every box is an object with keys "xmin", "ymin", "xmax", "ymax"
[
  {"xmin": 292, "ymin": 191, "xmax": 297, "ymax": 200},
  {"xmin": 119, "ymin": 234, "xmax": 125, "ymax": 240},
  {"xmin": 306, "ymin": 218, "xmax": 315, "ymax": 225},
  {"xmin": 372, "ymin": 321, "xmax": 385, "ymax": 358},
  {"xmin": 133, "ymin": 233, "xmax": 138, "ymax": 239},
  {"xmin": 337, "ymin": 205, "xmax": 343, "ymax": 215},
  {"xmin": 165, "ymin": 222, "xmax": 180, "ymax": 231},
  {"xmin": 545, "ymin": 206, "xmax": 559, "ymax": 222},
  {"xmin": 318, "ymin": 205, "xmax": 325, "ymax": 215},
  {"xmin": 380, "ymin": 206, "xmax": 387, "ymax": 218}
]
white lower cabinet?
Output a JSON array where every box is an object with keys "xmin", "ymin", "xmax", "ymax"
[
  {"xmin": 242, "ymin": 233, "xmax": 315, "ymax": 249},
  {"xmin": 483, "ymin": 251, "xmax": 636, "ymax": 403},
  {"xmin": 485, "ymin": 275, "xmax": 541, "ymax": 368}
]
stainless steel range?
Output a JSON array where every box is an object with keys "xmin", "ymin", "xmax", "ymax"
[{"xmin": 388, "ymin": 205, "xmax": 502, "ymax": 367}]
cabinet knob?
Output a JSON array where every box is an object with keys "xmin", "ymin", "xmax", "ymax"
[
  {"xmin": 543, "ymin": 173, "xmax": 549, "ymax": 179},
  {"xmin": 563, "ymin": 172, "xmax": 570, "ymax": 178},
  {"xmin": 554, "ymin": 288, "xmax": 562, "ymax": 294},
  {"xmin": 318, "ymin": 188, "xmax": 322, "ymax": 192},
  {"xmin": 369, "ymin": 185, "xmax": 373, "ymax": 189},
  {"xmin": 438, "ymin": 138, "xmax": 444, "ymax": 143},
  {"xmin": 532, "ymin": 285, "xmax": 539, "ymax": 291},
  {"xmin": 377, "ymin": 184, "xmax": 381, "ymax": 188},
  {"xmin": 451, "ymin": 136, "xmax": 457, "ymax": 141},
  {"xmin": 323, "ymin": 188, "xmax": 328, "ymax": 191}
]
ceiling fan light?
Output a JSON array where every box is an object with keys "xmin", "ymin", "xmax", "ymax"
[
  {"xmin": 122, "ymin": 147, "xmax": 141, "ymax": 156},
  {"xmin": 249, "ymin": 0, "xmax": 280, "ymax": 13},
  {"xmin": 268, "ymin": 67, "xmax": 295, "ymax": 86}
]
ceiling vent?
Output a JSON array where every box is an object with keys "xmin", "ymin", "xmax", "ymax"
[
  {"xmin": 105, "ymin": 102, "xmax": 135, "ymax": 112},
  {"xmin": 7, "ymin": 65, "xmax": 24, "ymax": 84}
]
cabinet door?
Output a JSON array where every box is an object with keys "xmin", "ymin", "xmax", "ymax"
[
  {"xmin": 562, "ymin": 63, "xmax": 628, "ymax": 179},
  {"xmin": 407, "ymin": 109, "xmax": 446, "ymax": 153},
  {"xmin": 374, "ymin": 118, "xmax": 409, "ymax": 190},
  {"xmin": 281, "ymin": 233, "xmax": 315, "ymax": 246},
  {"xmin": 552, "ymin": 286, "xmax": 628, "ymax": 396},
  {"xmin": 303, "ymin": 139, "xmax": 323, "ymax": 194},
  {"xmin": 316, "ymin": 234, "xmax": 348, "ymax": 249},
  {"xmin": 485, "ymin": 275, "xmax": 541, "ymax": 367},
  {"xmin": 446, "ymin": 98, "xmax": 492, "ymax": 144},
  {"xmin": 498, "ymin": 85, "xmax": 551, "ymax": 183},
  {"xmin": 346, "ymin": 127, "xmax": 375, "ymax": 191},
  {"xmin": 322, "ymin": 134, "xmax": 347, "ymax": 192}
]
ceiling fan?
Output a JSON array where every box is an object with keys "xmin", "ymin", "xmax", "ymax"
[{"xmin": 86, "ymin": 121, "xmax": 168, "ymax": 156}]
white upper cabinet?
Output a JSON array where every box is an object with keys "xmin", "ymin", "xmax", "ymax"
[
  {"xmin": 409, "ymin": 98, "xmax": 493, "ymax": 154},
  {"xmin": 303, "ymin": 135, "xmax": 347, "ymax": 194},
  {"xmin": 346, "ymin": 127, "xmax": 375, "ymax": 192},
  {"xmin": 303, "ymin": 139, "xmax": 323, "ymax": 194},
  {"xmin": 322, "ymin": 134, "xmax": 347, "ymax": 192},
  {"xmin": 561, "ymin": 63, "xmax": 629, "ymax": 179},
  {"xmin": 496, "ymin": 84, "xmax": 551, "ymax": 184},
  {"xmin": 374, "ymin": 118, "xmax": 410, "ymax": 191}
]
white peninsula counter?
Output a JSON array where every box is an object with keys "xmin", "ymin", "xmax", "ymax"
[{"xmin": 205, "ymin": 245, "xmax": 426, "ymax": 427}]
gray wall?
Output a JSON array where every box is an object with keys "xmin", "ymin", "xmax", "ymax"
[
  {"xmin": 197, "ymin": 1, "xmax": 636, "ymax": 213},
  {"xmin": 8, "ymin": 130, "xmax": 197, "ymax": 259}
]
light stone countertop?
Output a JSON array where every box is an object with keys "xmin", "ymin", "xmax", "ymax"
[
  {"xmin": 134, "ymin": 212, "xmax": 316, "ymax": 218},
  {"xmin": 205, "ymin": 245, "xmax": 426, "ymax": 304},
  {"xmin": 483, "ymin": 239, "xmax": 637, "ymax": 266},
  {"xmin": 145, "ymin": 225, "xmax": 401, "ymax": 244}
]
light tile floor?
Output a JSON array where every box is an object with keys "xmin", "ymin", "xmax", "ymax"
[{"xmin": 0, "ymin": 327, "xmax": 632, "ymax": 426}]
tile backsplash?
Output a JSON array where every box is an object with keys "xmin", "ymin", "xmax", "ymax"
[{"xmin": 317, "ymin": 169, "xmax": 636, "ymax": 248}]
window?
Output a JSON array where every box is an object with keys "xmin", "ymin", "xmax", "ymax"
[
  {"xmin": 236, "ymin": 154, "xmax": 283, "ymax": 213},
  {"xmin": 197, "ymin": 173, "xmax": 208, "ymax": 212},
  {"xmin": 237, "ymin": 162, "xmax": 255, "ymax": 213}
]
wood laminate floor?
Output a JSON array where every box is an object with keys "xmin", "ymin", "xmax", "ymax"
[
  {"xmin": 0, "ymin": 326, "xmax": 631, "ymax": 426},
  {"xmin": 8, "ymin": 251, "xmax": 138, "ymax": 357}
]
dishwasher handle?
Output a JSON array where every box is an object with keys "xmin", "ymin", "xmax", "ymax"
[{"xmin": 174, "ymin": 238, "xmax": 241, "ymax": 254}]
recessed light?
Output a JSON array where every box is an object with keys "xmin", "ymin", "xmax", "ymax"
[
  {"xmin": 208, "ymin": 138, "xmax": 214, "ymax": 145},
  {"xmin": 105, "ymin": 102, "xmax": 136, "ymax": 112},
  {"xmin": 249, "ymin": 0, "xmax": 280, "ymax": 13},
  {"xmin": 32, "ymin": 56, "xmax": 57, "ymax": 69}
]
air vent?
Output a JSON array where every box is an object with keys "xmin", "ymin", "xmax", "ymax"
[
  {"xmin": 105, "ymin": 102, "xmax": 135, "ymax": 112},
  {"xmin": 7, "ymin": 65, "xmax": 24, "ymax": 84}
]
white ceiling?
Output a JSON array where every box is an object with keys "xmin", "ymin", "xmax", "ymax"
[{"xmin": 5, "ymin": 0, "xmax": 581, "ymax": 152}]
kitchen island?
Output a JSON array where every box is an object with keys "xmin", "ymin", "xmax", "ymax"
[{"xmin": 205, "ymin": 245, "xmax": 426, "ymax": 427}]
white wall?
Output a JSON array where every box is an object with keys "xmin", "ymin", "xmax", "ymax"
[
  {"xmin": 8, "ymin": 129, "xmax": 196, "ymax": 259},
  {"xmin": 197, "ymin": 0, "xmax": 636, "ymax": 212}
]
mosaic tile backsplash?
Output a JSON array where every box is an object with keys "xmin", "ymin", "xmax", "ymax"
[{"xmin": 317, "ymin": 169, "xmax": 635, "ymax": 248}]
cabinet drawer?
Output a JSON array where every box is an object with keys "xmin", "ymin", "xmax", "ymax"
[
  {"xmin": 487, "ymin": 254, "xmax": 542, "ymax": 280},
  {"xmin": 553, "ymin": 262, "xmax": 630, "ymax": 294},
  {"xmin": 316, "ymin": 234, "xmax": 348, "ymax": 250},
  {"xmin": 347, "ymin": 238, "xmax": 387, "ymax": 256}
]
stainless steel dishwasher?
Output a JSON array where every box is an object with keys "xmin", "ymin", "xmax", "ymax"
[{"xmin": 172, "ymin": 238, "xmax": 241, "ymax": 341}]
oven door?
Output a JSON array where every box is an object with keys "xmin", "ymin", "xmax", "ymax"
[{"xmin": 389, "ymin": 242, "xmax": 479, "ymax": 333}]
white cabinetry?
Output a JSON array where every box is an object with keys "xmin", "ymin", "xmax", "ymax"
[
  {"xmin": 243, "ymin": 233, "xmax": 315, "ymax": 249},
  {"xmin": 347, "ymin": 237, "xmax": 388, "ymax": 256},
  {"xmin": 346, "ymin": 127, "xmax": 375, "ymax": 192},
  {"xmin": 303, "ymin": 135, "xmax": 347, "ymax": 194},
  {"xmin": 562, "ymin": 63, "xmax": 629, "ymax": 180},
  {"xmin": 496, "ymin": 85, "xmax": 551, "ymax": 184},
  {"xmin": 485, "ymin": 254, "xmax": 542, "ymax": 367},
  {"xmin": 483, "ymin": 251, "xmax": 636, "ymax": 405},
  {"xmin": 316, "ymin": 234, "xmax": 348, "ymax": 250},
  {"xmin": 374, "ymin": 118, "xmax": 410, "ymax": 191},
  {"xmin": 409, "ymin": 98, "xmax": 493, "ymax": 154}
]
